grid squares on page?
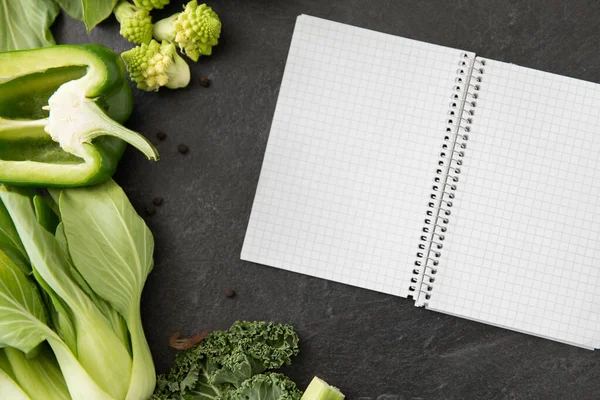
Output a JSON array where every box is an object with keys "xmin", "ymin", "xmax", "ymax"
[
  {"xmin": 241, "ymin": 15, "xmax": 473, "ymax": 297},
  {"xmin": 427, "ymin": 58, "xmax": 600, "ymax": 348}
]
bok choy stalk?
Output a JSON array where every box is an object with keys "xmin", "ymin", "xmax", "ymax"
[
  {"xmin": 0, "ymin": 187, "xmax": 127, "ymax": 400},
  {"xmin": 0, "ymin": 179, "xmax": 157, "ymax": 399},
  {"xmin": 1, "ymin": 346, "xmax": 71, "ymax": 400},
  {"xmin": 0, "ymin": 356, "xmax": 31, "ymax": 400},
  {"xmin": 0, "ymin": 372, "xmax": 30, "ymax": 399},
  {"xmin": 55, "ymin": 179, "xmax": 156, "ymax": 400},
  {"xmin": 0, "ymin": 243, "xmax": 113, "ymax": 400}
]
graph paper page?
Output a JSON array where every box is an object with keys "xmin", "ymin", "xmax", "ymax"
[
  {"xmin": 242, "ymin": 15, "xmax": 472, "ymax": 297},
  {"xmin": 427, "ymin": 58, "xmax": 600, "ymax": 348}
]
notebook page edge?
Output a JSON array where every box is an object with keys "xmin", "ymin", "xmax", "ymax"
[
  {"xmin": 426, "ymin": 305, "xmax": 596, "ymax": 350},
  {"xmin": 241, "ymin": 15, "xmax": 475, "ymax": 299},
  {"xmin": 302, "ymin": 14, "xmax": 476, "ymax": 58},
  {"xmin": 476, "ymin": 54, "xmax": 600, "ymax": 88},
  {"xmin": 427, "ymin": 56, "xmax": 600, "ymax": 348}
]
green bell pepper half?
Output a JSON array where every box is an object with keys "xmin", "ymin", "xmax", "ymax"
[{"xmin": 0, "ymin": 44, "xmax": 158, "ymax": 187}]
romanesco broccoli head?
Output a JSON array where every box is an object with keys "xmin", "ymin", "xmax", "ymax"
[
  {"xmin": 133, "ymin": 0, "xmax": 170, "ymax": 11},
  {"xmin": 121, "ymin": 40, "xmax": 190, "ymax": 91},
  {"xmin": 153, "ymin": 1, "xmax": 221, "ymax": 62},
  {"xmin": 114, "ymin": 1, "xmax": 153, "ymax": 44}
]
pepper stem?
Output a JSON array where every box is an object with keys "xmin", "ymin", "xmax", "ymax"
[
  {"xmin": 44, "ymin": 80, "xmax": 159, "ymax": 161},
  {"xmin": 83, "ymin": 101, "xmax": 159, "ymax": 161}
]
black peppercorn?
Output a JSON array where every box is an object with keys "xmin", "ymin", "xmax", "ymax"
[
  {"xmin": 199, "ymin": 76, "xmax": 211, "ymax": 87},
  {"xmin": 177, "ymin": 144, "xmax": 189, "ymax": 154}
]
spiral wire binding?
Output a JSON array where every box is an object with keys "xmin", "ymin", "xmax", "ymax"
[{"xmin": 410, "ymin": 53, "xmax": 485, "ymax": 307}]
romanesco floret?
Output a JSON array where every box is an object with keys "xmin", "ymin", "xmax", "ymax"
[
  {"xmin": 121, "ymin": 40, "xmax": 190, "ymax": 91},
  {"xmin": 133, "ymin": 0, "xmax": 170, "ymax": 11},
  {"xmin": 114, "ymin": 1, "xmax": 153, "ymax": 44},
  {"xmin": 153, "ymin": 1, "xmax": 221, "ymax": 62}
]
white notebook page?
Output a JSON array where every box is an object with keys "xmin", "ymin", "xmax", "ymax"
[
  {"xmin": 242, "ymin": 15, "xmax": 472, "ymax": 297},
  {"xmin": 427, "ymin": 59, "xmax": 600, "ymax": 348}
]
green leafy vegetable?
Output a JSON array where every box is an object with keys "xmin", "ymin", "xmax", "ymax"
[
  {"xmin": 33, "ymin": 195, "xmax": 59, "ymax": 234},
  {"xmin": 0, "ymin": 180, "xmax": 157, "ymax": 399},
  {"xmin": 0, "ymin": 0, "xmax": 59, "ymax": 51},
  {"xmin": 0, "ymin": 246, "xmax": 50, "ymax": 356},
  {"xmin": 0, "ymin": 231, "xmax": 112, "ymax": 400},
  {"xmin": 0, "ymin": 200, "xmax": 29, "ymax": 273},
  {"xmin": 153, "ymin": 321, "xmax": 300, "ymax": 399},
  {"xmin": 154, "ymin": 322, "xmax": 345, "ymax": 400},
  {"xmin": 57, "ymin": 179, "xmax": 156, "ymax": 400},
  {"xmin": 225, "ymin": 373, "xmax": 302, "ymax": 400},
  {"xmin": 0, "ymin": 187, "xmax": 133, "ymax": 400},
  {"xmin": 55, "ymin": 0, "xmax": 118, "ymax": 31},
  {"xmin": 3, "ymin": 346, "xmax": 71, "ymax": 400},
  {"xmin": 57, "ymin": 229, "xmax": 130, "ymax": 350}
]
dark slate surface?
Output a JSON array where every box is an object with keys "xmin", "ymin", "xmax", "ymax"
[{"xmin": 54, "ymin": 1, "xmax": 600, "ymax": 399}]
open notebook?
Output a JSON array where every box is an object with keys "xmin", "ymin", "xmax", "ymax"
[{"xmin": 241, "ymin": 15, "xmax": 600, "ymax": 349}]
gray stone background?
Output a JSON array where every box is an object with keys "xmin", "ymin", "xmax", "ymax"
[{"xmin": 54, "ymin": 1, "xmax": 600, "ymax": 398}]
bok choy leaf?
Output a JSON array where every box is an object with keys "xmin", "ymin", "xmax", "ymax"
[
  {"xmin": 3, "ymin": 346, "xmax": 71, "ymax": 400},
  {"xmin": 57, "ymin": 179, "xmax": 155, "ymax": 400},
  {"xmin": 0, "ymin": 200, "xmax": 29, "ymax": 274},
  {"xmin": 0, "ymin": 187, "xmax": 130, "ymax": 400},
  {"xmin": 0, "ymin": 243, "xmax": 111, "ymax": 400}
]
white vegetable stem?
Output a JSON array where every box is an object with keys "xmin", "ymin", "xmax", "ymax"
[
  {"xmin": 126, "ymin": 306, "xmax": 156, "ymax": 400},
  {"xmin": 0, "ymin": 368, "xmax": 31, "ymax": 400},
  {"xmin": 47, "ymin": 336, "xmax": 115, "ymax": 400},
  {"xmin": 301, "ymin": 377, "xmax": 345, "ymax": 400},
  {"xmin": 43, "ymin": 80, "xmax": 158, "ymax": 160}
]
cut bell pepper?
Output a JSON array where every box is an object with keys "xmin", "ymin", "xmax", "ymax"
[{"xmin": 0, "ymin": 44, "xmax": 158, "ymax": 187}]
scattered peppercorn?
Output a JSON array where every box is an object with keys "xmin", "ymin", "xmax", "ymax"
[
  {"xmin": 225, "ymin": 288, "xmax": 236, "ymax": 298},
  {"xmin": 156, "ymin": 131, "xmax": 167, "ymax": 140},
  {"xmin": 144, "ymin": 205, "xmax": 156, "ymax": 216},
  {"xmin": 177, "ymin": 144, "xmax": 189, "ymax": 154},
  {"xmin": 152, "ymin": 197, "xmax": 164, "ymax": 206},
  {"xmin": 199, "ymin": 76, "xmax": 211, "ymax": 87}
]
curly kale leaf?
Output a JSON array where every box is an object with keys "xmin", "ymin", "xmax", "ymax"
[
  {"xmin": 152, "ymin": 321, "xmax": 300, "ymax": 400},
  {"xmin": 222, "ymin": 373, "xmax": 302, "ymax": 400}
]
